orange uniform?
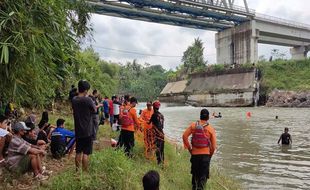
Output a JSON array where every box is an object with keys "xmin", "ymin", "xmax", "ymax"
[
  {"xmin": 140, "ymin": 108, "xmax": 153, "ymax": 129},
  {"xmin": 120, "ymin": 104, "xmax": 140, "ymax": 132},
  {"xmin": 182, "ymin": 120, "xmax": 217, "ymax": 156}
]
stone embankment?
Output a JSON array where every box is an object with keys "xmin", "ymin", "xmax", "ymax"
[{"xmin": 266, "ymin": 90, "xmax": 310, "ymax": 107}]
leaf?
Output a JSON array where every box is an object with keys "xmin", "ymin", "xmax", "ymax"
[
  {"xmin": 0, "ymin": 44, "xmax": 9, "ymax": 64},
  {"xmin": 9, "ymin": 11, "xmax": 15, "ymax": 16}
]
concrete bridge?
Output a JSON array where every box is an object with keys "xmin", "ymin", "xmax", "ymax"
[{"xmin": 87, "ymin": 0, "xmax": 310, "ymax": 64}]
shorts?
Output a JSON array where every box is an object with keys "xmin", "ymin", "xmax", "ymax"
[
  {"xmin": 113, "ymin": 115, "xmax": 119, "ymax": 123},
  {"xmin": 16, "ymin": 155, "xmax": 31, "ymax": 174},
  {"xmin": 104, "ymin": 113, "xmax": 109, "ymax": 119},
  {"xmin": 76, "ymin": 136, "xmax": 93, "ymax": 155}
]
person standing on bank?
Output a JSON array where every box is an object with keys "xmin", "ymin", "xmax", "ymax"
[
  {"xmin": 182, "ymin": 109, "xmax": 217, "ymax": 190},
  {"xmin": 89, "ymin": 89, "xmax": 102, "ymax": 141},
  {"xmin": 118, "ymin": 97, "xmax": 140, "ymax": 157},
  {"xmin": 72, "ymin": 80, "xmax": 96, "ymax": 172},
  {"xmin": 149, "ymin": 101, "xmax": 165, "ymax": 165}
]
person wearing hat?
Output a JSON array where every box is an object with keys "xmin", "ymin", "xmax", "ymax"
[
  {"xmin": 6, "ymin": 122, "xmax": 48, "ymax": 180},
  {"xmin": 182, "ymin": 109, "xmax": 217, "ymax": 190},
  {"xmin": 22, "ymin": 122, "xmax": 46, "ymax": 148},
  {"xmin": 118, "ymin": 96, "xmax": 141, "ymax": 157},
  {"xmin": 148, "ymin": 101, "xmax": 165, "ymax": 165},
  {"xmin": 51, "ymin": 119, "xmax": 75, "ymax": 159}
]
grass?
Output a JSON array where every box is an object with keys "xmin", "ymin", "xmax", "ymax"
[
  {"xmin": 44, "ymin": 113, "xmax": 241, "ymax": 190},
  {"xmin": 0, "ymin": 111, "xmax": 241, "ymax": 189},
  {"xmin": 257, "ymin": 59, "xmax": 310, "ymax": 95}
]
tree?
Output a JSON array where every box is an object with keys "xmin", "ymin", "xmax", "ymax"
[
  {"xmin": 0, "ymin": 0, "xmax": 91, "ymax": 106},
  {"xmin": 182, "ymin": 38, "xmax": 207, "ymax": 74}
]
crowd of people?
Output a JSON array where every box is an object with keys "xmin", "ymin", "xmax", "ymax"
[
  {"xmin": 0, "ymin": 79, "xmax": 293, "ymax": 190},
  {"xmin": 0, "ymin": 111, "xmax": 75, "ymax": 181}
]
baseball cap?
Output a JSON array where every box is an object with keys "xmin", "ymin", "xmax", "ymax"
[{"xmin": 12, "ymin": 122, "xmax": 30, "ymax": 132}]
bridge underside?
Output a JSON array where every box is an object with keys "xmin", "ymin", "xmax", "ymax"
[{"xmin": 88, "ymin": 0, "xmax": 253, "ymax": 31}]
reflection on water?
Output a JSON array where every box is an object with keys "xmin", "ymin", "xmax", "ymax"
[{"xmin": 158, "ymin": 105, "xmax": 310, "ymax": 190}]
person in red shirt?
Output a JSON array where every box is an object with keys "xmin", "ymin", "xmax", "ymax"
[
  {"xmin": 109, "ymin": 97, "xmax": 114, "ymax": 128},
  {"xmin": 182, "ymin": 109, "xmax": 217, "ymax": 190}
]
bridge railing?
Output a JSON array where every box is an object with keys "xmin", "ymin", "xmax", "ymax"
[
  {"xmin": 255, "ymin": 13, "xmax": 310, "ymax": 30},
  {"xmin": 169, "ymin": 0, "xmax": 255, "ymax": 15}
]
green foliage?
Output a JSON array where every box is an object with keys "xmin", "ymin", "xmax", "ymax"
[
  {"xmin": 182, "ymin": 38, "xmax": 207, "ymax": 74},
  {"xmin": 257, "ymin": 59, "xmax": 310, "ymax": 95},
  {"xmin": 118, "ymin": 60, "xmax": 169, "ymax": 101},
  {"xmin": 74, "ymin": 48, "xmax": 119, "ymax": 97},
  {"xmin": 0, "ymin": 0, "xmax": 91, "ymax": 107}
]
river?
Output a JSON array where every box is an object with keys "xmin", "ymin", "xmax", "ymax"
[{"xmin": 139, "ymin": 104, "xmax": 310, "ymax": 190}]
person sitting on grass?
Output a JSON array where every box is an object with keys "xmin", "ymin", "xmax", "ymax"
[
  {"xmin": 143, "ymin": 170, "xmax": 160, "ymax": 190},
  {"xmin": 51, "ymin": 119, "xmax": 75, "ymax": 159},
  {"xmin": 37, "ymin": 111, "xmax": 56, "ymax": 144},
  {"xmin": 6, "ymin": 122, "xmax": 48, "ymax": 180},
  {"xmin": 0, "ymin": 115, "xmax": 12, "ymax": 165},
  {"xmin": 22, "ymin": 122, "xmax": 47, "ymax": 149}
]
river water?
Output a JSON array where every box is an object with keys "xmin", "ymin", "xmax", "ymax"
[{"xmin": 142, "ymin": 104, "xmax": 310, "ymax": 190}]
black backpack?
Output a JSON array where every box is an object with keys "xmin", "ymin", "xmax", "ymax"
[{"xmin": 50, "ymin": 134, "xmax": 66, "ymax": 159}]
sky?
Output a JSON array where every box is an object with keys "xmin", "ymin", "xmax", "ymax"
[{"xmin": 85, "ymin": 0, "xmax": 310, "ymax": 70}]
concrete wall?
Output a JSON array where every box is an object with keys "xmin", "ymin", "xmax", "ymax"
[
  {"xmin": 187, "ymin": 91, "xmax": 254, "ymax": 107},
  {"xmin": 159, "ymin": 70, "xmax": 258, "ymax": 107}
]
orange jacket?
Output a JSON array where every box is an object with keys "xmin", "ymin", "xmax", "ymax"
[
  {"xmin": 120, "ymin": 105, "xmax": 140, "ymax": 132},
  {"xmin": 139, "ymin": 108, "xmax": 154, "ymax": 129},
  {"xmin": 182, "ymin": 120, "xmax": 217, "ymax": 156}
]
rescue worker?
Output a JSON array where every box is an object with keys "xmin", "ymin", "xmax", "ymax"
[
  {"xmin": 118, "ymin": 97, "xmax": 140, "ymax": 156},
  {"xmin": 182, "ymin": 109, "xmax": 217, "ymax": 190},
  {"xmin": 149, "ymin": 101, "xmax": 164, "ymax": 165},
  {"xmin": 139, "ymin": 101, "xmax": 154, "ymax": 158}
]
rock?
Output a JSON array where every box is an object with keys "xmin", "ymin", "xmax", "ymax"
[{"xmin": 266, "ymin": 90, "xmax": 310, "ymax": 107}]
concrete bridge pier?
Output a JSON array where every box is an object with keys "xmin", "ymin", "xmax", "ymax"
[
  {"xmin": 216, "ymin": 21, "xmax": 258, "ymax": 65},
  {"xmin": 290, "ymin": 46, "xmax": 309, "ymax": 60}
]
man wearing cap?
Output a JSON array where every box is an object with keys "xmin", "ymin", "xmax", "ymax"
[
  {"xmin": 51, "ymin": 119, "xmax": 75, "ymax": 159},
  {"xmin": 182, "ymin": 109, "xmax": 217, "ymax": 190},
  {"xmin": 148, "ymin": 101, "xmax": 165, "ymax": 165},
  {"xmin": 72, "ymin": 80, "xmax": 96, "ymax": 171},
  {"xmin": 118, "ymin": 97, "xmax": 140, "ymax": 156},
  {"xmin": 6, "ymin": 122, "xmax": 47, "ymax": 180}
]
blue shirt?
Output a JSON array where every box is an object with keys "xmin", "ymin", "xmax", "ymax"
[
  {"xmin": 103, "ymin": 99, "xmax": 109, "ymax": 113},
  {"xmin": 51, "ymin": 127, "xmax": 75, "ymax": 143}
]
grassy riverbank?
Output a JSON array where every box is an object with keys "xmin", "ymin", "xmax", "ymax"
[
  {"xmin": 0, "ymin": 111, "xmax": 241, "ymax": 189},
  {"xmin": 257, "ymin": 59, "xmax": 310, "ymax": 95},
  {"xmin": 46, "ymin": 113, "xmax": 241, "ymax": 190}
]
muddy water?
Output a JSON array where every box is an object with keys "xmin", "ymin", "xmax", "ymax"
[{"xmin": 155, "ymin": 105, "xmax": 310, "ymax": 190}]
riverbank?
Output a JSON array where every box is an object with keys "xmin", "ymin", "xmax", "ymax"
[{"xmin": 0, "ymin": 111, "xmax": 241, "ymax": 190}]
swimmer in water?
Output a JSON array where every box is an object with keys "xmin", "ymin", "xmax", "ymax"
[{"xmin": 278, "ymin": 127, "xmax": 292, "ymax": 145}]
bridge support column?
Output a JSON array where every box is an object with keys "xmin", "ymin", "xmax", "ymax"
[
  {"xmin": 290, "ymin": 46, "xmax": 308, "ymax": 60},
  {"xmin": 216, "ymin": 21, "xmax": 258, "ymax": 64}
]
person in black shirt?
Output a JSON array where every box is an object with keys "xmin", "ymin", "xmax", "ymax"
[
  {"xmin": 72, "ymin": 80, "xmax": 96, "ymax": 172},
  {"xmin": 149, "ymin": 101, "xmax": 165, "ymax": 165},
  {"xmin": 278, "ymin": 127, "xmax": 292, "ymax": 145},
  {"xmin": 68, "ymin": 85, "xmax": 78, "ymax": 102},
  {"xmin": 89, "ymin": 89, "xmax": 102, "ymax": 140}
]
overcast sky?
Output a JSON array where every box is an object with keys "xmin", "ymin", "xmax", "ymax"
[{"xmin": 85, "ymin": 0, "xmax": 310, "ymax": 70}]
